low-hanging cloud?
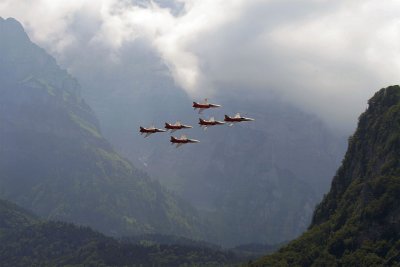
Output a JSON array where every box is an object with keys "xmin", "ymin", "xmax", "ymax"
[{"xmin": 1, "ymin": 0, "xmax": 400, "ymax": 131}]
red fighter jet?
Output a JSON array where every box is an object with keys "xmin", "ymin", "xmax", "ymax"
[
  {"xmin": 198, "ymin": 117, "xmax": 225, "ymax": 130},
  {"xmin": 192, "ymin": 98, "xmax": 221, "ymax": 114},
  {"xmin": 224, "ymin": 113, "xmax": 255, "ymax": 126},
  {"xmin": 170, "ymin": 135, "xmax": 200, "ymax": 148},
  {"xmin": 165, "ymin": 121, "xmax": 193, "ymax": 133},
  {"xmin": 139, "ymin": 126, "xmax": 166, "ymax": 138}
]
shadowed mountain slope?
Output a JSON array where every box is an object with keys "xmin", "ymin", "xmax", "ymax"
[
  {"xmin": 74, "ymin": 37, "xmax": 345, "ymax": 246},
  {"xmin": 0, "ymin": 198, "xmax": 242, "ymax": 267},
  {"xmin": 254, "ymin": 86, "xmax": 400, "ymax": 266},
  {"xmin": 0, "ymin": 17, "xmax": 205, "ymax": 239}
]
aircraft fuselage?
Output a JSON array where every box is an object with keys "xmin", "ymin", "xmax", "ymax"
[
  {"xmin": 193, "ymin": 103, "xmax": 220, "ymax": 109},
  {"xmin": 224, "ymin": 115, "xmax": 255, "ymax": 123},
  {"xmin": 140, "ymin": 127, "xmax": 166, "ymax": 133},
  {"xmin": 199, "ymin": 118, "xmax": 225, "ymax": 126},
  {"xmin": 165, "ymin": 123, "xmax": 192, "ymax": 130},
  {"xmin": 170, "ymin": 136, "xmax": 199, "ymax": 144}
]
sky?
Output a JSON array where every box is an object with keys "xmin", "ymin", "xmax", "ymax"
[{"xmin": 1, "ymin": 0, "xmax": 400, "ymax": 131}]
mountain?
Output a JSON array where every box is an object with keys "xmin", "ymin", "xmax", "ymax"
[
  {"xmin": 74, "ymin": 52, "xmax": 345, "ymax": 246},
  {"xmin": 0, "ymin": 17, "xmax": 205, "ymax": 239},
  {"xmin": 0, "ymin": 199, "xmax": 39, "ymax": 235},
  {"xmin": 0, "ymin": 198, "xmax": 241, "ymax": 267},
  {"xmin": 254, "ymin": 85, "xmax": 400, "ymax": 266},
  {"xmin": 61, "ymin": 18, "xmax": 345, "ymax": 247},
  {"xmin": 144, "ymin": 97, "xmax": 343, "ymax": 246},
  {"xmin": 42, "ymin": 6, "xmax": 346, "ymax": 245}
]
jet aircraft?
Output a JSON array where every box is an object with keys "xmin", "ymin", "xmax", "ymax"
[
  {"xmin": 198, "ymin": 117, "xmax": 225, "ymax": 130},
  {"xmin": 139, "ymin": 126, "xmax": 166, "ymax": 138},
  {"xmin": 165, "ymin": 121, "xmax": 193, "ymax": 133},
  {"xmin": 170, "ymin": 135, "xmax": 200, "ymax": 148},
  {"xmin": 224, "ymin": 113, "xmax": 255, "ymax": 126},
  {"xmin": 192, "ymin": 98, "xmax": 221, "ymax": 114}
]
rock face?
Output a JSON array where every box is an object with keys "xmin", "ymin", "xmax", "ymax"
[
  {"xmin": 0, "ymin": 17, "xmax": 204, "ymax": 239},
  {"xmin": 72, "ymin": 28, "xmax": 345, "ymax": 246},
  {"xmin": 80, "ymin": 64, "xmax": 345, "ymax": 246},
  {"xmin": 143, "ymin": 98, "xmax": 344, "ymax": 246},
  {"xmin": 255, "ymin": 86, "xmax": 400, "ymax": 266}
]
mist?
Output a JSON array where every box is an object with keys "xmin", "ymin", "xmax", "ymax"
[{"xmin": 1, "ymin": 0, "xmax": 400, "ymax": 131}]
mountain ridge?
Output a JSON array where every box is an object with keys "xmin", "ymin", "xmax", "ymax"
[
  {"xmin": 0, "ymin": 198, "xmax": 243, "ymax": 267},
  {"xmin": 254, "ymin": 85, "xmax": 400, "ymax": 266},
  {"xmin": 75, "ymin": 32, "xmax": 345, "ymax": 246},
  {"xmin": 0, "ymin": 16, "xmax": 206, "ymax": 240}
]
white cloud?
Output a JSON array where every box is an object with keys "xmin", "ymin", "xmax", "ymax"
[{"xmin": 1, "ymin": 0, "xmax": 400, "ymax": 130}]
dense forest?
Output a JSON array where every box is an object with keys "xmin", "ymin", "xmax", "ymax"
[
  {"xmin": 0, "ymin": 198, "xmax": 245, "ymax": 266},
  {"xmin": 253, "ymin": 86, "xmax": 400, "ymax": 266}
]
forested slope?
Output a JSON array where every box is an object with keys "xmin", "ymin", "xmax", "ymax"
[
  {"xmin": 0, "ymin": 17, "xmax": 204, "ymax": 239},
  {"xmin": 254, "ymin": 86, "xmax": 400, "ymax": 266}
]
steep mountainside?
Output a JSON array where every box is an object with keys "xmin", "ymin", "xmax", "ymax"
[
  {"xmin": 0, "ymin": 198, "xmax": 240, "ymax": 267},
  {"xmin": 79, "ymin": 78, "xmax": 344, "ymax": 246},
  {"xmin": 72, "ymin": 36, "xmax": 344, "ymax": 246},
  {"xmin": 145, "ymin": 98, "xmax": 342, "ymax": 246},
  {"xmin": 0, "ymin": 199, "xmax": 39, "ymax": 235},
  {"xmin": 255, "ymin": 86, "xmax": 400, "ymax": 266},
  {"xmin": 0, "ymin": 17, "xmax": 204, "ymax": 239}
]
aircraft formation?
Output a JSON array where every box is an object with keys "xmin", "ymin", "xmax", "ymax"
[{"xmin": 140, "ymin": 98, "xmax": 254, "ymax": 148}]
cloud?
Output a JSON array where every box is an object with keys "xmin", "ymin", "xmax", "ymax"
[{"xmin": 1, "ymin": 0, "xmax": 400, "ymax": 131}]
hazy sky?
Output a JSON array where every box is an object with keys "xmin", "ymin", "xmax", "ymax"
[{"xmin": 1, "ymin": 0, "xmax": 400, "ymax": 131}]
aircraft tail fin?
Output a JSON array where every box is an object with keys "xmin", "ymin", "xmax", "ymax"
[{"xmin": 224, "ymin": 115, "xmax": 230, "ymax": 120}]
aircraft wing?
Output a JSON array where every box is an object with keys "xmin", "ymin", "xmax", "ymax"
[
  {"xmin": 145, "ymin": 133, "xmax": 152, "ymax": 138},
  {"xmin": 198, "ymin": 108, "xmax": 205, "ymax": 114},
  {"xmin": 175, "ymin": 143, "xmax": 184, "ymax": 148},
  {"xmin": 171, "ymin": 129, "xmax": 177, "ymax": 133}
]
